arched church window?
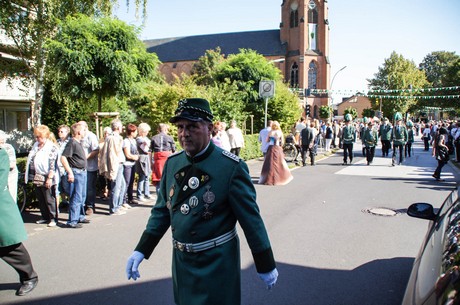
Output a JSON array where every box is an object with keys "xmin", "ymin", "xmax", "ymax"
[
  {"xmin": 308, "ymin": 61, "xmax": 317, "ymax": 89},
  {"xmin": 290, "ymin": 2, "xmax": 299, "ymax": 28},
  {"xmin": 308, "ymin": 7, "xmax": 318, "ymax": 23},
  {"xmin": 290, "ymin": 62, "xmax": 299, "ymax": 88}
]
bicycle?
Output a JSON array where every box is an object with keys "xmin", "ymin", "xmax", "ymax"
[
  {"xmin": 283, "ymin": 133, "xmax": 299, "ymax": 163},
  {"xmin": 17, "ymin": 172, "xmax": 27, "ymax": 212}
]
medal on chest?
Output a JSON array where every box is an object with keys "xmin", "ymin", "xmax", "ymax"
[{"xmin": 202, "ymin": 185, "xmax": 215, "ymax": 220}]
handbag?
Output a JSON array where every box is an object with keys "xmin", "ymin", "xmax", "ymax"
[{"xmin": 33, "ymin": 173, "xmax": 47, "ymax": 186}]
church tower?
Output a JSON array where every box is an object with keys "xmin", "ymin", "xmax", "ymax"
[{"xmin": 280, "ymin": 0, "xmax": 330, "ymax": 117}]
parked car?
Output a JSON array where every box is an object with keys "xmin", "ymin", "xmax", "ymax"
[{"xmin": 402, "ymin": 187, "xmax": 460, "ymax": 305}]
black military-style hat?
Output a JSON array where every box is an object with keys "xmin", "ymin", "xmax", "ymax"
[{"xmin": 169, "ymin": 98, "xmax": 214, "ymax": 123}]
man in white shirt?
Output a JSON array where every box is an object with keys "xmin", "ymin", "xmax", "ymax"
[{"xmin": 258, "ymin": 120, "xmax": 272, "ymax": 157}]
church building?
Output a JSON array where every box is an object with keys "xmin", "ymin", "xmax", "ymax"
[{"xmin": 144, "ymin": 0, "xmax": 331, "ymax": 118}]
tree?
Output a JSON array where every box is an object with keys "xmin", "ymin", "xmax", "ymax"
[
  {"xmin": 0, "ymin": 0, "xmax": 148, "ymax": 127},
  {"xmin": 212, "ymin": 49, "xmax": 299, "ymax": 131},
  {"xmin": 419, "ymin": 51, "xmax": 460, "ymax": 110},
  {"xmin": 191, "ymin": 47, "xmax": 225, "ymax": 86},
  {"xmin": 362, "ymin": 108, "xmax": 375, "ymax": 118},
  {"xmin": 367, "ymin": 52, "xmax": 428, "ymax": 119},
  {"xmin": 319, "ymin": 105, "xmax": 333, "ymax": 120},
  {"xmin": 343, "ymin": 107, "xmax": 358, "ymax": 120},
  {"xmin": 420, "ymin": 51, "xmax": 459, "ymax": 87},
  {"xmin": 45, "ymin": 14, "xmax": 161, "ymax": 114}
]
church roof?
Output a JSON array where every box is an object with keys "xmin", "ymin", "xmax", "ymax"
[{"xmin": 144, "ymin": 29, "xmax": 286, "ymax": 62}]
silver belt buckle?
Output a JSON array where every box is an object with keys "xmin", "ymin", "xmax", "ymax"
[{"xmin": 175, "ymin": 241, "xmax": 185, "ymax": 252}]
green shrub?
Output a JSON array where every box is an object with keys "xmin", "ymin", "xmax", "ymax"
[{"xmin": 240, "ymin": 134, "xmax": 262, "ymax": 161}]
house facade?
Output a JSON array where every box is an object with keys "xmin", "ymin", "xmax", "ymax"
[
  {"xmin": 0, "ymin": 28, "xmax": 34, "ymax": 154},
  {"xmin": 144, "ymin": 0, "xmax": 331, "ymax": 118}
]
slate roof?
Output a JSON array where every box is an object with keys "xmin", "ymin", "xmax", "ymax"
[{"xmin": 144, "ymin": 29, "xmax": 286, "ymax": 62}]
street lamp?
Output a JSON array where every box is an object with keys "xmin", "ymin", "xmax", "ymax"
[{"xmin": 329, "ymin": 66, "xmax": 347, "ymax": 120}]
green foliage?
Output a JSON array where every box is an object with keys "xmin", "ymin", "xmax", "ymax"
[
  {"xmin": 191, "ymin": 47, "xmax": 225, "ymax": 86},
  {"xmin": 419, "ymin": 51, "xmax": 460, "ymax": 110},
  {"xmin": 45, "ymin": 14, "xmax": 162, "ymax": 112},
  {"xmin": 362, "ymin": 108, "xmax": 375, "ymax": 118},
  {"xmin": 367, "ymin": 52, "xmax": 428, "ymax": 119},
  {"xmin": 344, "ymin": 107, "xmax": 358, "ymax": 119},
  {"xmin": 319, "ymin": 105, "xmax": 332, "ymax": 119},
  {"xmin": 239, "ymin": 134, "xmax": 262, "ymax": 161}
]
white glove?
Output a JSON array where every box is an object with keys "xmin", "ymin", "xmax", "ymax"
[
  {"xmin": 258, "ymin": 268, "xmax": 278, "ymax": 290},
  {"xmin": 126, "ymin": 251, "xmax": 145, "ymax": 280}
]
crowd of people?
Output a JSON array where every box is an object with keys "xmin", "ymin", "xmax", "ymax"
[
  {"xmin": 14, "ymin": 119, "xmax": 182, "ymax": 229},
  {"xmin": 258, "ymin": 113, "xmax": 460, "ymax": 183}
]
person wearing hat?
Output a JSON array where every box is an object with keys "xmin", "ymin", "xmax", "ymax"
[
  {"xmin": 0, "ymin": 148, "xmax": 39, "ymax": 296},
  {"xmin": 405, "ymin": 120, "xmax": 415, "ymax": 158},
  {"xmin": 341, "ymin": 113, "xmax": 356, "ymax": 165},
  {"xmin": 362, "ymin": 121, "xmax": 378, "ymax": 165},
  {"xmin": 379, "ymin": 117, "xmax": 392, "ymax": 157},
  {"xmin": 126, "ymin": 98, "xmax": 278, "ymax": 305},
  {"xmin": 391, "ymin": 112, "xmax": 408, "ymax": 166}
]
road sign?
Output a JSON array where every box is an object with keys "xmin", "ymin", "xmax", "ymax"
[{"xmin": 259, "ymin": 80, "xmax": 275, "ymax": 98}]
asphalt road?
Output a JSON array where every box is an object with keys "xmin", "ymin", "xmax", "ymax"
[{"xmin": 1, "ymin": 138, "xmax": 458, "ymax": 305}]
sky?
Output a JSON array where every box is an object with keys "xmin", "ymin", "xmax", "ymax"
[{"xmin": 114, "ymin": 0, "xmax": 460, "ymax": 101}]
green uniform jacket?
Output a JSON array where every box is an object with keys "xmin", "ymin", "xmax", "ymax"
[
  {"xmin": 392, "ymin": 125, "xmax": 408, "ymax": 146},
  {"xmin": 407, "ymin": 128, "xmax": 414, "ymax": 143},
  {"xmin": 363, "ymin": 128, "xmax": 378, "ymax": 148},
  {"xmin": 0, "ymin": 148, "xmax": 27, "ymax": 247},
  {"xmin": 341, "ymin": 124, "xmax": 356, "ymax": 144},
  {"xmin": 135, "ymin": 142, "xmax": 275, "ymax": 305},
  {"xmin": 379, "ymin": 124, "xmax": 392, "ymax": 141}
]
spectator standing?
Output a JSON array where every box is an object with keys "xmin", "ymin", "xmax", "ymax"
[
  {"xmin": 219, "ymin": 121, "xmax": 231, "ymax": 152},
  {"xmin": 294, "ymin": 118, "xmax": 306, "ymax": 146},
  {"xmin": 136, "ymin": 123, "xmax": 152, "ymax": 202},
  {"xmin": 259, "ymin": 121, "xmax": 293, "ymax": 185},
  {"xmin": 98, "ymin": 119, "xmax": 126, "ymax": 215},
  {"xmin": 25, "ymin": 125, "xmax": 59, "ymax": 227},
  {"xmin": 0, "ymin": 131, "xmax": 18, "ymax": 202},
  {"xmin": 151, "ymin": 123, "xmax": 176, "ymax": 195},
  {"xmin": 0, "ymin": 148, "xmax": 38, "ymax": 296},
  {"xmin": 126, "ymin": 98, "xmax": 277, "ymax": 305},
  {"xmin": 300, "ymin": 121, "xmax": 316, "ymax": 166},
  {"xmin": 79, "ymin": 121, "xmax": 99, "ymax": 216},
  {"xmin": 227, "ymin": 120, "xmax": 244, "ymax": 157},
  {"xmin": 258, "ymin": 120, "xmax": 272, "ymax": 157},
  {"xmin": 453, "ymin": 122, "xmax": 460, "ymax": 162},
  {"xmin": 324, "ymin": 122, "xmax": 333, "ymax": 152},
  {"xmin": 56, "ymin": 125, "xmax": 70, "ymax": 206},
  {"xmin": 122, "ymin": 124, "xmax": 139, "ymax": 208},
  {"xmin": 433, "ymin": 127, "xmax": 449, "ymax": 181},
  {"xmin": 61, "ymin": 123, "xmax": 90, "ymax": 228},
  {"xmin": 422, "ymin": 123, "xmax": 431, "ymax": 151},
  {"xmin": 98, "ymin": 127, "xmax": 112, "ymax": 200},
  {"xmin": 211, "ymin": 122, "xmax": 223, "ymax": 148}
]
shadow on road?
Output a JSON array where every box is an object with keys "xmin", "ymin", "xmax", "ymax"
[{"xmin": 4, "ymin": 257, "xmax": 413, "ymax": 305}]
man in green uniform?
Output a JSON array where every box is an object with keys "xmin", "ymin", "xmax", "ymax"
[
  {"xmin": 363, "ymin": 121, "xmax": 378, "ymax": 165},
  {"xmin": 391, "ymin": 112, "xmax": 408, "ymax": 166},
  {"xmin": 126, "ymin": 98, "xmax": 278, "ymax": 305},
  {"xmin": 0, "ymin": 148, "xmax": 38, "ymax": 296},
  {"xmin": 379, "ymin": 118, "xmax": 392, "ymax": 157},
  {"xmin": 341, "ymin": 114, "xmax": 356, "ymax": 165}
]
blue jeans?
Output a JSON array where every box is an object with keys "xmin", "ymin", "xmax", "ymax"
[
  {"xmin": 85, "ymin": 171, "xmax": 97, "ymax": 209},
  {"xmin": 67, "ymin": 168, "xmax": 87, "ymax": 225},
  {"xmin": 137, "ymin": 172, "xmax": 150, "ymax": 198},
  {"xmin": 110, "ymin": 165, "xmax": 126, "ymax": 213},
  {"xmin": 123, "ymin": 165, "xmax": 135, "ymax": 202}
]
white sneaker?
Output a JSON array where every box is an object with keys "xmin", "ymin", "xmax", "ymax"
[
  {"xmin": 36, "ymin": 219, "xmax": 47, "ymax": 224},
  {"xmin": 137, "ymin": 196, "xmax": 146, "ymax": 202},
  {"xmin": 122, "ymin": 203, "xmax": 132, "ymax": 209},
  {"xmin": 47, "ymin": 221, "xmax": 57, "ymax": 227},
  {"xmin": 113, "ymin": 210, "xmax": 126, "ymax": 215}
]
